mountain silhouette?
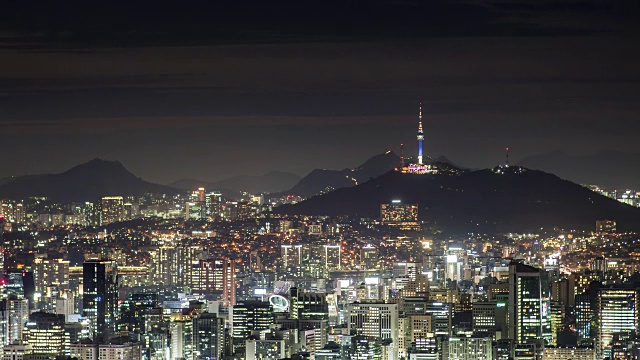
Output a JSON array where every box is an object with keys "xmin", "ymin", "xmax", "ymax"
[
  {"xmin": 0, "ymin": 158, "xmax": 180, "ymax": 202},
  {"xmin": 274, "ymin": 151, "xmax": 401, "ymax": 198},
  {"xmin": 274, "ymin": 165, "xmax": 640, "ymax": 233}
]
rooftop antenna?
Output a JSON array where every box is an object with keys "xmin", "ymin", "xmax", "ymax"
[
  {"xmin": 400, "ymin": 143, "xmax": 405, "ymax": 166},
  {"xmin": 505, "ymin": 147, "xmax": 509, "ymax": 167}
]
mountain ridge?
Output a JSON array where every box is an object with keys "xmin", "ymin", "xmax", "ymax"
[
  {"xmin": 0, "ymin": 158, "xmax": 180, "ymax": 202},
  {"xmin": 274, "ymin": 165, "xmax": 640, "ymax": 233},
  {"xmin": 272, "ymin": 151, "xmax": 402, "ymax": 198}
]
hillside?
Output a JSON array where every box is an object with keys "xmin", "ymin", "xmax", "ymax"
[{"xmin": 274, "ymin": 166, "xmax": 640, "ymax": 233}]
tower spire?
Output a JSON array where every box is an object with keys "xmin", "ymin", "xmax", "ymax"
[
  {"xmin": 505, "ymin": 147, "xmax": 509, "ymax": 167},
  {"xmin": 417, "ymin": 102, "xmax": 424, "ymax": 165},
  {"xmin": 400, "ymin": 143, "xmax": 405, "ymax": 166}
]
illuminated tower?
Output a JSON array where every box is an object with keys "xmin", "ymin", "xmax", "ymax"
[{"xmin": 417, "ymin": 103, "xmax": 424, "ymax": 165}]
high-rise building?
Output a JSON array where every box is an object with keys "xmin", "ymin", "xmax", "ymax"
[
  {"xmin": 3, "ymin": 297, "xmax": 29, "ymax": 345},
  {"xmin": 101, "ymin": 197, "xmax": 124, "ymax": 225},
  {"xmin": 507, "ymin": 261, "xmax": 546, "ymax": 346},
  {"xmin": 189, "ymin": 258, "xmax": 235, "ymax": 305},
  {"xmin": 350, "ymin": 336, "xmax": 383, "ymax": 360},
  {"xmin": 33, "ymin": 257, "xmax": 70, "ymax": 296},
  {"xmin": 346, "ymin": 301, "xmax": 398, "ymax": 360},
  {"xmin": 323, "ymin": 245, "xmax": 341, "ymax": 271},
  {"xmin": 193, "ymin": 313, "xmax": 225, "ymax": 360},
  {"xmin": 290, "ymin": 288, "xmax": 328, "ymax": 320},
  {"xmin": 170, "ymin": 314, "xmax": 194, "ymax": 360},
  {"xmin": 575, "ymin": 292, "xmax": 593, "ymax": 344},
  {"xmin": 231, "ymin": 301, "xmax": 274, "ymax": 352},
  {"xmin": 281, "ymin": 245, "xmax": 302, "ymax": 268},
  {"xmin": 361, "ymin": 245, "xmax": 378, "ymax": 270},
  {"xmin": 83, "ymin": 260, "xmax": 118, "ymax": 343},
  {"xmin": 472, "ymin": 301, "xmax": 507, "ymax": 338},
  {"xmin": 23, "ymin": 312, "xmax": 67, "ymax": 357},
  {"xmin": 597, "ymin": 287, "xmax": 639, "ymax": 358}
]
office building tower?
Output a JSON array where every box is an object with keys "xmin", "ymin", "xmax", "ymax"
[
  {"xmin": 190, "ymin": 258, "xmax": 235, "ymax": 305},
  {"xmin": 101, "ymin": 197, "xmax": 124, "ymax": 225},
  {"xmin": 575, "ymin": 292, "xmax": 592, "ymax": 344},
  {"xmin": 550, "ymin": 301, "xmax": 565, "ymax": 346},
  {"xmin": 361, "ymin": 245, "xmax": 378, "ymax": 270},
  {"xmin": 3, "ymin": 297, "xmax": 29, "ymax": 345},
  {"xmin": 393, "ymin": 262, "xmax": 422, "ymax": 281},
  {"xmin": 170, "ymin": 314, "xmax": 194, "ymax": 360},
  {"xmin": 23, "ymin": 312, "xmax": 67, "ymax": 357},
  {"xmin": 346, "ymin": 302, "xmax": 398, "ymax": 360},
  {"xmin": 289, "ymin": 288, "xmax": 328, "ymax": 320},
  {"xmin": 193, "ymin": 313, "xmax": 225, "ymax": 360},
  {"xmin": 33, "ymin": 257, "xmax": 70, "ymax": 296},
  {"xmin": 597, "ymin": 287, "xmax": 639, "ymax": 358},
  {"xmin": 231, "ymin": 301, "xmax": 274, "ymax": 352},
  {"xmin": 424, "ymin": 301, "xmax": 452, "ymax": 337},
  {"xmin": 472, "ymin": 301, "xmax": 507, "ymax": 338},
  {"xmin": 83, "ymin": 260, "xmax": 118, "ymax": 343},
  {"xmin": 508, "ymin": 261, "xmax": 544, "ymax": 345},
  {"xmin": 281, "ymin": 245, "xmax": 302, "ymax": 268},
  {"xmin": 323, "ymin": 245, "xmax": 341, "ymax": 271}
]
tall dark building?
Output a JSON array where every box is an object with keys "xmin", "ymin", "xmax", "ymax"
[
  {"xmin": 507, "ymin": 261, "xmax": 551, "ymax": 346},
  {"xmin": 231, "ymin": 300, "xmax": 273, "ymax": 352},
  {"xmin": 290, "ymin": 288, "xmax": 328, "ymax": 320},
  {"xmin": 194, "ymin": 313, "xmax": 226, "ymax": 360},
  {"xmin": 82, "ymin": 260, "xmax": 118, "ymax": 343}
]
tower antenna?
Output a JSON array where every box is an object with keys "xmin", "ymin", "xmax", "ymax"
[
  {"xmin": 417, "ymin": 102, "xmax": 424, "ymax": 165},
  {"xmin": 400, "ymin": 143, "xmax": 405, "ymax": 166},
  {"xmin": 505, "ymin": 147, "xmax": 509, "ymax": 167}
]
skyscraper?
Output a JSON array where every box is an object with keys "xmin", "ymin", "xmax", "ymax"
[
  {"xmin": 101, "ymin": 197, "xmax": 124, "ymax": 225},
  {"xmin": 23, "ymin": 312, "xmax": 67, "ymax": 357},
  {"xmin": 82, "ymin": 260, "xmax": 118, "ymax": 343},
  {"xmin": 508, "ymin": 261, "xmax": 545, "ymax": 346},
  {"xmin": 323, "ymin": 245, "xmax": 341, "ymax": 271},
  {"xmin": 231, "ymin": 300, "xmax": 274, "ymax": 352},
  {"xmin": 193, "ymin": 313, "xmax": 226, "ymax": 360},
  {"xmin": 346, "ymin": 301, "xmax": 398, "ymax": 360},
  {"xmin": 281, "ymin": 245, "xmax": 302, "ymax": 268},
  {"xmin": 597, "ymin": 287, "xmax": 639, "ymax": 358}
]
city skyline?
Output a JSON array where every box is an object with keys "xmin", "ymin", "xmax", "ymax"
[{"xmin": 2, "ymin": 2, "xmax": 640, "ymax": 360}]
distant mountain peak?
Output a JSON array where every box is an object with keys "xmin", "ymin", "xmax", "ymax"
[
  {"xmin": 63, "ymin": 158, "xmax": 130, "ymax": 175},
  {"xmin": 0, "ymin": 159, "xmax": 178, "ymax": 202}
]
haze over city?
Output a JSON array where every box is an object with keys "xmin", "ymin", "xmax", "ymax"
[{"xmin": 0, "ymin": 2, "xmax": 640, "ymax": 360}]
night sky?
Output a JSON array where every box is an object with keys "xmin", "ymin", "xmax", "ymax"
[{"xmin": 1, "ymin": 0, "xmax": 639, "ymax": 184}]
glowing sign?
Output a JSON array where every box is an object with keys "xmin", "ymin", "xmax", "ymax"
[{"xmin": 269, "ymin": 295, "xmax": 290, "ymax": 312}]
